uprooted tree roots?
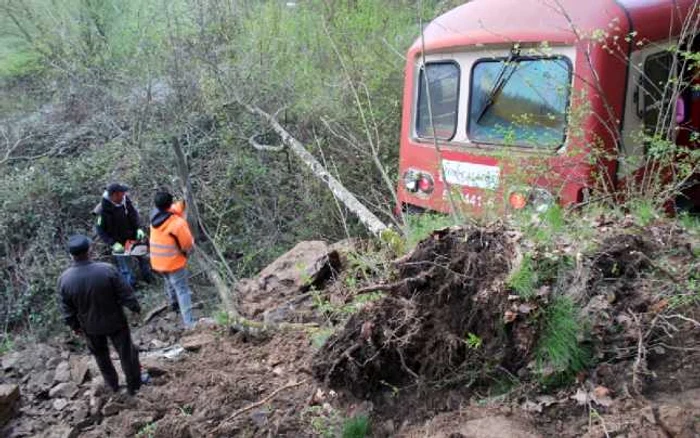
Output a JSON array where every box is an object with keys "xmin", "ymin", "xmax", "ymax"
[
  {"xmin": 312, "ymin": 224, "xmax": 539, "ymax": 396},
  {"xmin": 312, "ymin": 222, "xmax": 699, "ymax": 401}
]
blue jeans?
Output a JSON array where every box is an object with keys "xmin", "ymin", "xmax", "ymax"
[
  {"xmin": 114, "ymin": 256, "xmax": 153, "ymax": 287},
  {"xmin": 163, "ymin": 268, "xmax": 194, "ymax": 328}
]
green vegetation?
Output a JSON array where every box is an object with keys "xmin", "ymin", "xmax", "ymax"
[
  {"xmin": 0, "ymin": 0, "xmax": 454, "ymax": 336},
  {"xmin": 310, "ymin": 327, "xmax": 336, "ymax": 349},
  {"xmin": 312, "ymin": 289, "xmax": 385, "ymax": 320},
  {"xmin": 629, "ymin": 199, "xmax": 659, "ymax": 226},
  {"xmin": 213, "ymin": 309, "xmax": 232, "ymax": 327},
  {"xmin": 342, "ymin": 414, "xmax": 370, "ymax": 438},
  {"xmin": 0, "ymin": 335, "xmax": 14, "ymax": 355},
  {"xmin": 507, "ymin": 254, "xmax": 538, "ymax": 299},
  {"xmin": 678, "ymin": 212, "xmax": 700, "ymax": 233},
  {"xmin": 403, "ymin": 212, "xmax": 460, "ymax": 249},
  {"xmin": 136, "ymin": 422, "xmax": 157, "ymax": 438},
  {"xmin": 465, "ymin": 332, "xmax": 483, "ymax": 350},
  {"xmin": 535, "ymin": 296, "xmax": 590, "ymax": 385}
]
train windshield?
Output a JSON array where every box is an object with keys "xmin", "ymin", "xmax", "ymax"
[{"xmin": 468, "ymin": 57, "xmax": 572, "ymax": 149}]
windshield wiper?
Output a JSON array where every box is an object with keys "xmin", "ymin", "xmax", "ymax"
[{"xmin": 475, "ymin": 49, "xmax": 521, "ymax": 124}]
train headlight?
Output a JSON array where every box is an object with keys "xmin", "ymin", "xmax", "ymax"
[{"xmin": 403, "ymin": 169, "xmax": 434, "ymax": 195}]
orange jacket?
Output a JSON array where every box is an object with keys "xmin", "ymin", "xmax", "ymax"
[{"xmin": 149, "ymin": 201, "xmax": 194, "ymax": 273}]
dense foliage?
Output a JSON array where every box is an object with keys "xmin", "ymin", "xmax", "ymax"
[{"xmin": 0, "ymin": 0, "xmax": 462, "ymax": 334}]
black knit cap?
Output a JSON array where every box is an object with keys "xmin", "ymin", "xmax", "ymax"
[{"xmin": 67, "ymin": 235, "xmax": 91, "ymax": 255}]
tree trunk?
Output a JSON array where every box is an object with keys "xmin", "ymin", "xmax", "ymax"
[{"xmin": 244, "ymin": 104, "xmax": 389, "ymax": 236}]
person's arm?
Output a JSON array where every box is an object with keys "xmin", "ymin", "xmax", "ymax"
[
  {"xmin": 109, "ymin": 266, "xmax": 141, "ymax": 314},
  {"xmin": 95, "ymin": 213, "xmax": 115, "ymax": 246},
  {"xmin": 57, "ymin": 278, "xmax": 80, "ymax": 332},
  {"xmin": 169, "ymin": 200, "xmax": 186, "ymax": 217},
  {"xmin": 173, "ymin": 219, "xmax": 195, "ymax": 254}
]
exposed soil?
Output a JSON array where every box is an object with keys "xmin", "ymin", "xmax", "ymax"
[
  {"xmin": 1, "ymin": 221, "xmax": 699, "ymax": 437},
  {"xmin": 312, "ymin": 225, "xmax": 533, "ymax": 396}
]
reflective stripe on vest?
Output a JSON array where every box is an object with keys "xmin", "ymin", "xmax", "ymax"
[{"xmin": 150, "ymin": 219, "xmax": 188, "ymax": 273}]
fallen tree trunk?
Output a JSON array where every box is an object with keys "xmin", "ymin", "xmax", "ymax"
[{"xmin": 243, "ymin": 104, "xmax": 389, "ymax": 237}]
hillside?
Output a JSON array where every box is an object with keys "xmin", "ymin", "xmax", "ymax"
[
  {"xmin": 1, "ymin": 216, "xmax": 699, "ymax": 437},
  {"xmin": 1, "ymin": 0, "xmax": 699, "ymax": 437}
]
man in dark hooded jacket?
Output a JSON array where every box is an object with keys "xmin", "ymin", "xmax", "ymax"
[
  {"xmin": 58, "ymin": 235, "xmax": 142, "ymax": 395},
  {"xmin": 94, "ymin": 183, "xmax": 152, "ymax": 287}
]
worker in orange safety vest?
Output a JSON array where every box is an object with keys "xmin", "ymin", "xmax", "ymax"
[{"xmin": 149, "ymin": 191, "xmax": 195, "ymax": 328}]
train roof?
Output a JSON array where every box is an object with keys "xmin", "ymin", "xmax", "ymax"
[{"xmin": 413, "ymin": 0, "xmax": 696, "ymax": 54}]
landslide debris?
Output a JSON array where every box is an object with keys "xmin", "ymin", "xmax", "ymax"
[
  {"xmin": 2, "ymin": 222, "xmax": 699, "ymax": 438},
  {"xmin": 312, "ymin": 224, "xmax": 531, "ymax": 396},
  {"xmin": 312, "ymin": 221, "xmax": 700, "ymax": 436}
]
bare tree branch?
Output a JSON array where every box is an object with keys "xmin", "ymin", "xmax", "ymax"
[{"xmin": 240, "ymin": 103, "xmax": 390, "ymax": 236}]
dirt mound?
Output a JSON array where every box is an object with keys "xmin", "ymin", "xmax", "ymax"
[
  {"xmin": 311, "ymin": 222, "xmax": 700, "ymax": 436},
  {"xmin": 312, "ymin": 225, "xmax": 535, "ymax": 396}
]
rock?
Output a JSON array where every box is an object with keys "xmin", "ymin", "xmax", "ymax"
[
  {"xmin": 102, "ymin": 399, "xmax": 121, "ymax": 417},
  {"xmin": 263, "ymin": 304, "xmax": 296, "ymax": 325},
  {"xmin": 40, "ymin": 423, "xmax": 79, "ymax": 438},
  {"xmin": 145, "ymin": 345, "xmax": 185, "ymax": 361},
  {"xmin": 196, "ymin": 317, "xmax": 219, "ymax": 330},
  {"xmin": 237, "ymin": 241, "xmax": 340, "ymax": 318},
  {"xmin": 379, "ymin": 419, "xmax": 395, "ymax": 435},
  {"xmin": 27, "ymin": 370, "xmax": 54, "ymax": 395},
  {"xmin": 250, "ymin": 408, "xmax": 269, "ymax": 427},
  {"xmin": 69, "ymin": 357, "xmax": 90, "ymax": 384},
  {"xmin": 458, "ymin": 417, "xmax": 541, "ymax": 438},
  {"xmin": 72, "ymin": 402, "xmax": 90, "ymax": 422},
  {"xmin": 149, "ymin": 339, "xmax": 168, "ymax": 349},
  {"xmin": 89, "ymin": 394, "xmax": 104, "ymax": 417},
  {"xmin": 61, "ymin": 426, "xmax": 80, "ymax": 438},
  {"xmin": 54, "ymin": 361, "xmax": 71, "ymax": 383},
  {"xmin": 25, "ymin": 344, "xmax": 60, "ymax": 373},
  {"xmin": 140, "ymin": 358, "xmax": 167, "ymax": 377},
  {"xmin": 656, "ymin": 405, "xmax": 697, "ymax": 437},
  {"xmin": 47, "ymin": 357, "xmax": 62, "ymax": 369},
  {"xmin": 50, "ymin": 382, "xmax": 80, "ymax": 399},
  {"xmin": 2, "ymin": 352, "xmax": 22, "ymax": 372},
  {"xmin": 53, "ymin": 398, "xmax": 69, "ymax": 411},
  {"xmin": 257, "ymin": 241, "xmax": 337, "ymax": 294},
  {"xmin": 640, "ymin": 406, "xmax": 656, "ymax": 425},
  {"xmin": 101, "ymin": 395, "xmax": 136, "ymax": 417},
  {"xmin": 0, "ymin": 384, "xmax": 20, "ymax": 425},
  {"xmin": 181, "ymin": 333, "xmax": 215, "ymax": 351},
  {"xmin": 89, "ymin": 377, "xmax": 107, "ymax": 396},
  {"xmin": 328, "ymin": 238, "xmax": 360, "ymax": 269}
]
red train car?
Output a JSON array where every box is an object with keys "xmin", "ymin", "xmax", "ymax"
[{"xmin": 397, "ymin": 0, "xmax": 699, "ymax": 214}]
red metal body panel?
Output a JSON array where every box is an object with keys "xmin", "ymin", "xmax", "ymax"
[{"xmin": 397, "ymin": 0, "xmax": 697, "ymax": 214}]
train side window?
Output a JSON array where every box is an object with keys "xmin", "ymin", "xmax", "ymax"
[
  {"xmin": 416, "ymin": 62, "xmax": 460, "ymax": 140},
  {"xmin": 639, "ymin": 51, "xmax": 674, "ymax": 134}
]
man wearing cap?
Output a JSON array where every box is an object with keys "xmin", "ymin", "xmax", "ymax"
[
  {"xmin": 94, "ymin": 183, "xmax": 153, "ymax": 287},
  {"xmin": 149, "ymin": 191, "xmax": 195, "ymax": 328},
  {"xmin": 58, "ymin": 235, "xmax": 142, "ymax": 396}
]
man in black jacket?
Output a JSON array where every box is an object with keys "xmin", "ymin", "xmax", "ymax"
[
  {"xmin": 94, "ymin": 182, "xmax": 152, "ymax": 287},
  {"xmin": 58, "ymin": 235, "xmax": 142, "ymax": 396}
]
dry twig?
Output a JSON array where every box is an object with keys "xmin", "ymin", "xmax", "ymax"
[{"xmin": 215, "ymin": 379, "xmax": 309, "ymax": 432}]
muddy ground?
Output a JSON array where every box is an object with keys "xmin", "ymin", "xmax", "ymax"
[{"xmin": 1, "ymin": 221, "xmax": 699, "ymax": 437}]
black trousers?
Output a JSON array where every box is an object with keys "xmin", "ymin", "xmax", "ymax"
[{"xmin": 85, "ymin": 326, "xmax": 141, "ymax": 393}]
